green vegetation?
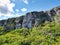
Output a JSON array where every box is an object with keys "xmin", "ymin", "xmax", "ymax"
[{"xmin": 0, "ymin": 21, "xmax": 60, "ymax": 45}]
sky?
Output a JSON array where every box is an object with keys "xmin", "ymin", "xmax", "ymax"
[{"xmin": 0, "ymin": 0, "xmax": 60, "ymax": 20}]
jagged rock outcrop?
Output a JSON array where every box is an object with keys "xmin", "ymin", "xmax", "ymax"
[
  {"xmin": 0, "ymin": 6, "xmax": 60, "ymax": 30},
  {"xmin": 15, "ymin": 16, "xmax": 24, "ymax": 29},
  {"xmin": 22, "ymin": 11, "xmax": 51, "ymax": 28}
]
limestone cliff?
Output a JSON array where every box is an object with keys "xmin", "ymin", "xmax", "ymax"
[{"xmin": 0, "ymin": 6, "xmax": 60, "ymax": 30}]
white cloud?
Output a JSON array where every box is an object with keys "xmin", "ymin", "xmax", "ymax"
[
  {"xmin": 23, "ymin": 0, "xmax": 28, "ymax": 4},
  {"xmin": 0, "ymin": 12, "xmax": 21, "ymax": 20},
  {"xmin": 15, "ymin": 9, "xmax": 19, "ymax": 12},
  {"xmin": 21, "ymin": 8, "xmax": 27, "ymax": 12},
  {"xmin": 0, "ymin": 0, "xmax": 15, "ymax": 13},
  {"xmin": 0, "ymin": 0, "xmax": 25, "ymax": 20},
  {"xmin": 0, "ymin": 0, "xmax": 18, "ymax": 20}
]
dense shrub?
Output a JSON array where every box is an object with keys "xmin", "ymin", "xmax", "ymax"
[{"xmin": 0, "ymin": 21, "xmax": 60, "ymax": 45}]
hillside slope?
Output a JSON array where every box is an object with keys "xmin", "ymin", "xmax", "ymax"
[
  {"xmin": 0, "ymin": 19, "xmax": 60, "ymax": 45},
  {"xmin": 0, "ymin": 6, "xmax": 60, "ymax": 45}
]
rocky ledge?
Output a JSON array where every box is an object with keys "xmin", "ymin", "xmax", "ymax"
[{"xmin": 0, "ymin": 6, "xmax": 60, "ymax": 30}]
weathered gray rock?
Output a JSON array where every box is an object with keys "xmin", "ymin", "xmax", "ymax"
[
  {"xmin": 22, "ymin": 11, "xmax": 52, "ymax": 28},
  {"xmin": 0, "ymin": 6, "xmax": 60, "ymax": 30}
]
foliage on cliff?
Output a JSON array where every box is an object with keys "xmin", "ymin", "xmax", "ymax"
[{"xmin": 0, "ymin": 20, "xmax": 60, "ymax": 45}]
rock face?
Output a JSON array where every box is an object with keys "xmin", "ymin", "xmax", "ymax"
[
  {"xmin": 0, "ymin": 6, "xmax": 60, "ymax": 30},
  {"xmin": 22, "ymin": 11, "xmax": 51, "ymax": 28}
]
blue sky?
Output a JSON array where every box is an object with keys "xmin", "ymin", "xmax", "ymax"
[{"xmin": 0, "ymin": 0, "xmax": 60, "ymax": 20}]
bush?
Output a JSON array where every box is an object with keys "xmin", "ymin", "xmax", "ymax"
[{"xmin": 0, "ymin": 21, "xmax": 60, "ymax": 45}]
